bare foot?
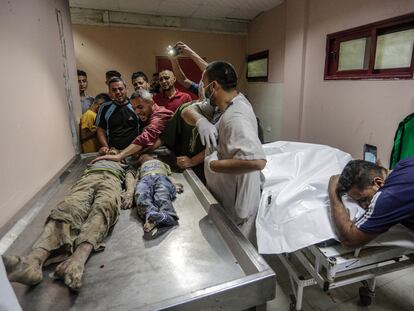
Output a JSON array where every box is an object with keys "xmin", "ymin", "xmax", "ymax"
[
  {"xmin": 143, "ymin": 220, "xmax": 156, "ymax": 232},
  {"xmin": 3, "ymin": 255, "xmax": 43, "ymax": 286},
  {"xmin": 52, "ymin": 243, "xmax": 92, "ymax": 291},
  {"xmin": 53, "ymin": 257, "xmax": 85, "ymax": 291}
]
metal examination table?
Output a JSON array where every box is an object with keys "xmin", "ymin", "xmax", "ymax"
[{"xmin": 1, "ymin": 157, "xmax": 276, "ymax": 311}]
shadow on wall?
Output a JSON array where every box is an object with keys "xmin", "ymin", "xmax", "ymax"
[{"xmin": 247, "ymin": 82, "xmax": 283, "ymax": 143}]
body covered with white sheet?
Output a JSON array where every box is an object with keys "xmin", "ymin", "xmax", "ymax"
[{"xmin": 257, "ymin": 141, "xmax": 352, "ymax": 254}]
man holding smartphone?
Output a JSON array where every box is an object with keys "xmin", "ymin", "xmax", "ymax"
[{"xmin": 328, "ymin": 158, "xmax": 414, "ymax": 247}]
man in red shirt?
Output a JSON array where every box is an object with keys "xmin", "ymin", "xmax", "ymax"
[
  {"xmin": 153, "ymin": 70, "xmax": 192, "ymax": 112},
  {"xmin": 93, "ymin": 89, "xmax": 173, "ymax": 163}
]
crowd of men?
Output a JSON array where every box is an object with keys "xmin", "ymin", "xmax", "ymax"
[
  {"xmin": 79, "ymin": 41, "xmax": 267, "ymax": 243},
  {"xmin": 70, "ymin": 40, "xmax": 414, "ymax": 293},
  {"xmin": 3, "ymin": 42, "xmax": 267, "ymax": 291},
  {"xmin": 3, "ymin": 41, "xmax": 414, "ymax": 295}
]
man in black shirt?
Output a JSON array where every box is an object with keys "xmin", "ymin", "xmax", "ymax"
[{"xmin": 96, "ymin": 77, "xmax": 140, "ymax": 153}]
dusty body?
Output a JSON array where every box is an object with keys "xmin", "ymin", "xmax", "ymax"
[{"xmin": 3, "ymin": 149, "xmax": 136, "ymax": 290}]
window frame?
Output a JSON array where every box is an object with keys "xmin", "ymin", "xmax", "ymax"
[
  {"xmin": 324, "ymin": 12, "xmax": 414, "ymax": 80},
  {"xmin": 247, "ymin": 50, "xmax": 269, "ymax": 82}
]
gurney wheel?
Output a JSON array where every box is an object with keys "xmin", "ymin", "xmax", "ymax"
[
  {"xmin": 289, "ymin": 294, "xmax": 301, "ymax": 311},
  {"xmin": 359, "ymin": 286, "xmax": 373, "ymax": 306}
]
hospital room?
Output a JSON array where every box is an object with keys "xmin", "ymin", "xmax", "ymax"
[{"xmin": 1, "ymin": 0, "xmax": 414, "ymax": 310}]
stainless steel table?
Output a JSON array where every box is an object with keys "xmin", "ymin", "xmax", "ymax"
[{"xmin": 2, "ymin": 157, "xmax": 275, "ymax": 310}]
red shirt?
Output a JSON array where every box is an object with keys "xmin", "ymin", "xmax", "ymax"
[
  {"xmin": 153, "ymin": 89, "xmax": 192, "ymax": 112},
  {"xmin": 132, "ymin": 103, "xmax": 173, "ymax": 147}
]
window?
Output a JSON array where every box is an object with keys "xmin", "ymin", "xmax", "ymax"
[
  {"xmin": 247, "ymin": 50, "xmax": 269, "ymax": 82},
  {"xmin": 324, "ymin": 13, "xmax": 414, "ymax": 80}
]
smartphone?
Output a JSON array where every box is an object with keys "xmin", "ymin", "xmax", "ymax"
[{"xmin": 363, "ymin": 144, "xmax": 377, "ymax": 164}]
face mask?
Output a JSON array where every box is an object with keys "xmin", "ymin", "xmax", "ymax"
[
  {"xmin": 204, "ymin": 82, "xmax": 214, "ymax": 99},
  {"xmin": 200, "ymin": 81, "xmax": 215, "ymax": 106}
]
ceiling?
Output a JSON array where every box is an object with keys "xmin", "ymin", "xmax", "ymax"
[{"xmin": 69, "ymin": 0, "xmax": 284, "ymax": 22}]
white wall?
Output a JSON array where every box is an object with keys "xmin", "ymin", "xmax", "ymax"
[
  {"xmin": 247, "ymin": 3, "xmax": 286, "ymax": 142},
  {"xmin": 301, "ymin": 0, "xmax": 414, "ymax": 164},
  {"xmin": 248, "ymin": 83, "xmax": 284, "ymax": 142},
  {"xmin": 248, "ymin": 0, "xmax": 414, "ymax": 165},
  {"xmin": 72, "ymin": 25, "xmax": 247, "ymax": 97},
  {"xmin": 0, "ymin": 0, "xmax": 80, "ymax": 229}
]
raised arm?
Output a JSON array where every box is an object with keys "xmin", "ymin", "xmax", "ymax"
[
  {"xmin": 175, "ymin": 42, "xmax": 208, "ymax": 71},
  {"xmin": 170, "ymin": 57, "xmax": 193, "ymax": 89}
]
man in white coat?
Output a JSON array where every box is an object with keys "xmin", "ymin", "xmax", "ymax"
[{"xmin": 182, "ymin": 61, "xmax": 266, "ymax": 244}]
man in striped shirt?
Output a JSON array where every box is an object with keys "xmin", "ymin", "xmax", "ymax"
[{"xmin": 328, "ymin": 158, "xmax": 414, "ymax": 247}]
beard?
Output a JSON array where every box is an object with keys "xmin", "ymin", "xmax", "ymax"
[
  {"xmin": 115, "ymin": 96, "xmax": 126, "ymax": 104},
  {"xmin": 161, "ymin": 84, "xmax": 172, "ymax": 91}
]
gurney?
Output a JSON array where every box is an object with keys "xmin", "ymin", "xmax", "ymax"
[
  {"xmin": 279, "ymin": 234, "xmax": 414, "ymax": 310},
  {"xmin": 0, "ymin": 155, "xmax": 275, "ymax": 311},
  {"xmin": 256, "ymin": 141, "xmax": 414, "ymax": 310}
]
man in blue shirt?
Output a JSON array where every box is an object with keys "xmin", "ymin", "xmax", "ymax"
[{"xmin": 328, "ymin": 158, "xmax": 414, "ymax": 247}]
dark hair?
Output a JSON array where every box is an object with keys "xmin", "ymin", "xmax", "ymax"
[
  {"xmin": 338, "ymin": 160, "xmax": 386, "ymax": 195},
  {"xmin": 108, "ymin": 77, "xmax": 126, "ymax": 86},
  {"xmin": 94, "ymin": 93, "xmax": 111, "ymax": 103},
  {"xmin": 131, "ymin": 71, "xmax": 148, "ymax": 82},
  {"xmin": 205, "ymin": 61, "xmax": 237, "ymax": 91},
  {"xmin": 105, "ymin": 70, "xmax": 121, "ymax": 79},
  {"xmin": 152, "ymin": 73, "xmax": 159, "ymax": 77},
  {"xmin": 77, "ymin": 69, "xmax": 87, "ymax": 77}
]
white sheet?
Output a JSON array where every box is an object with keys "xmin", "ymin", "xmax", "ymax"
[
  {"xmin": 257, "ymin": 141, "xmax": 414, "ymax": 254},
  {"xmin": 256, "ymin": 141, "xmax": 352, "ymax": 254}
]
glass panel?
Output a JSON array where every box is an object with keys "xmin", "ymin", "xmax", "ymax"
[
  {"xmin": 375, "ymin": 28, "xmax": 414, "ymax": 69},
  {"xmin": 247, "ymin": 58, "xmax": 268, "ymax": 78},
  {"xmin": 338, "ymin": 37, "xmax": 371, "ymax": 71}
]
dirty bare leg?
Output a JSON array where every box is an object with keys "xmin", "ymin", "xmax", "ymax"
[
  {"xmin": 54, "ymin": 242, "xmax": 93, "ymax": 290},
  {"xmin": 3, "ymin": 248, "xmax": 49, "ymax": 285}
]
